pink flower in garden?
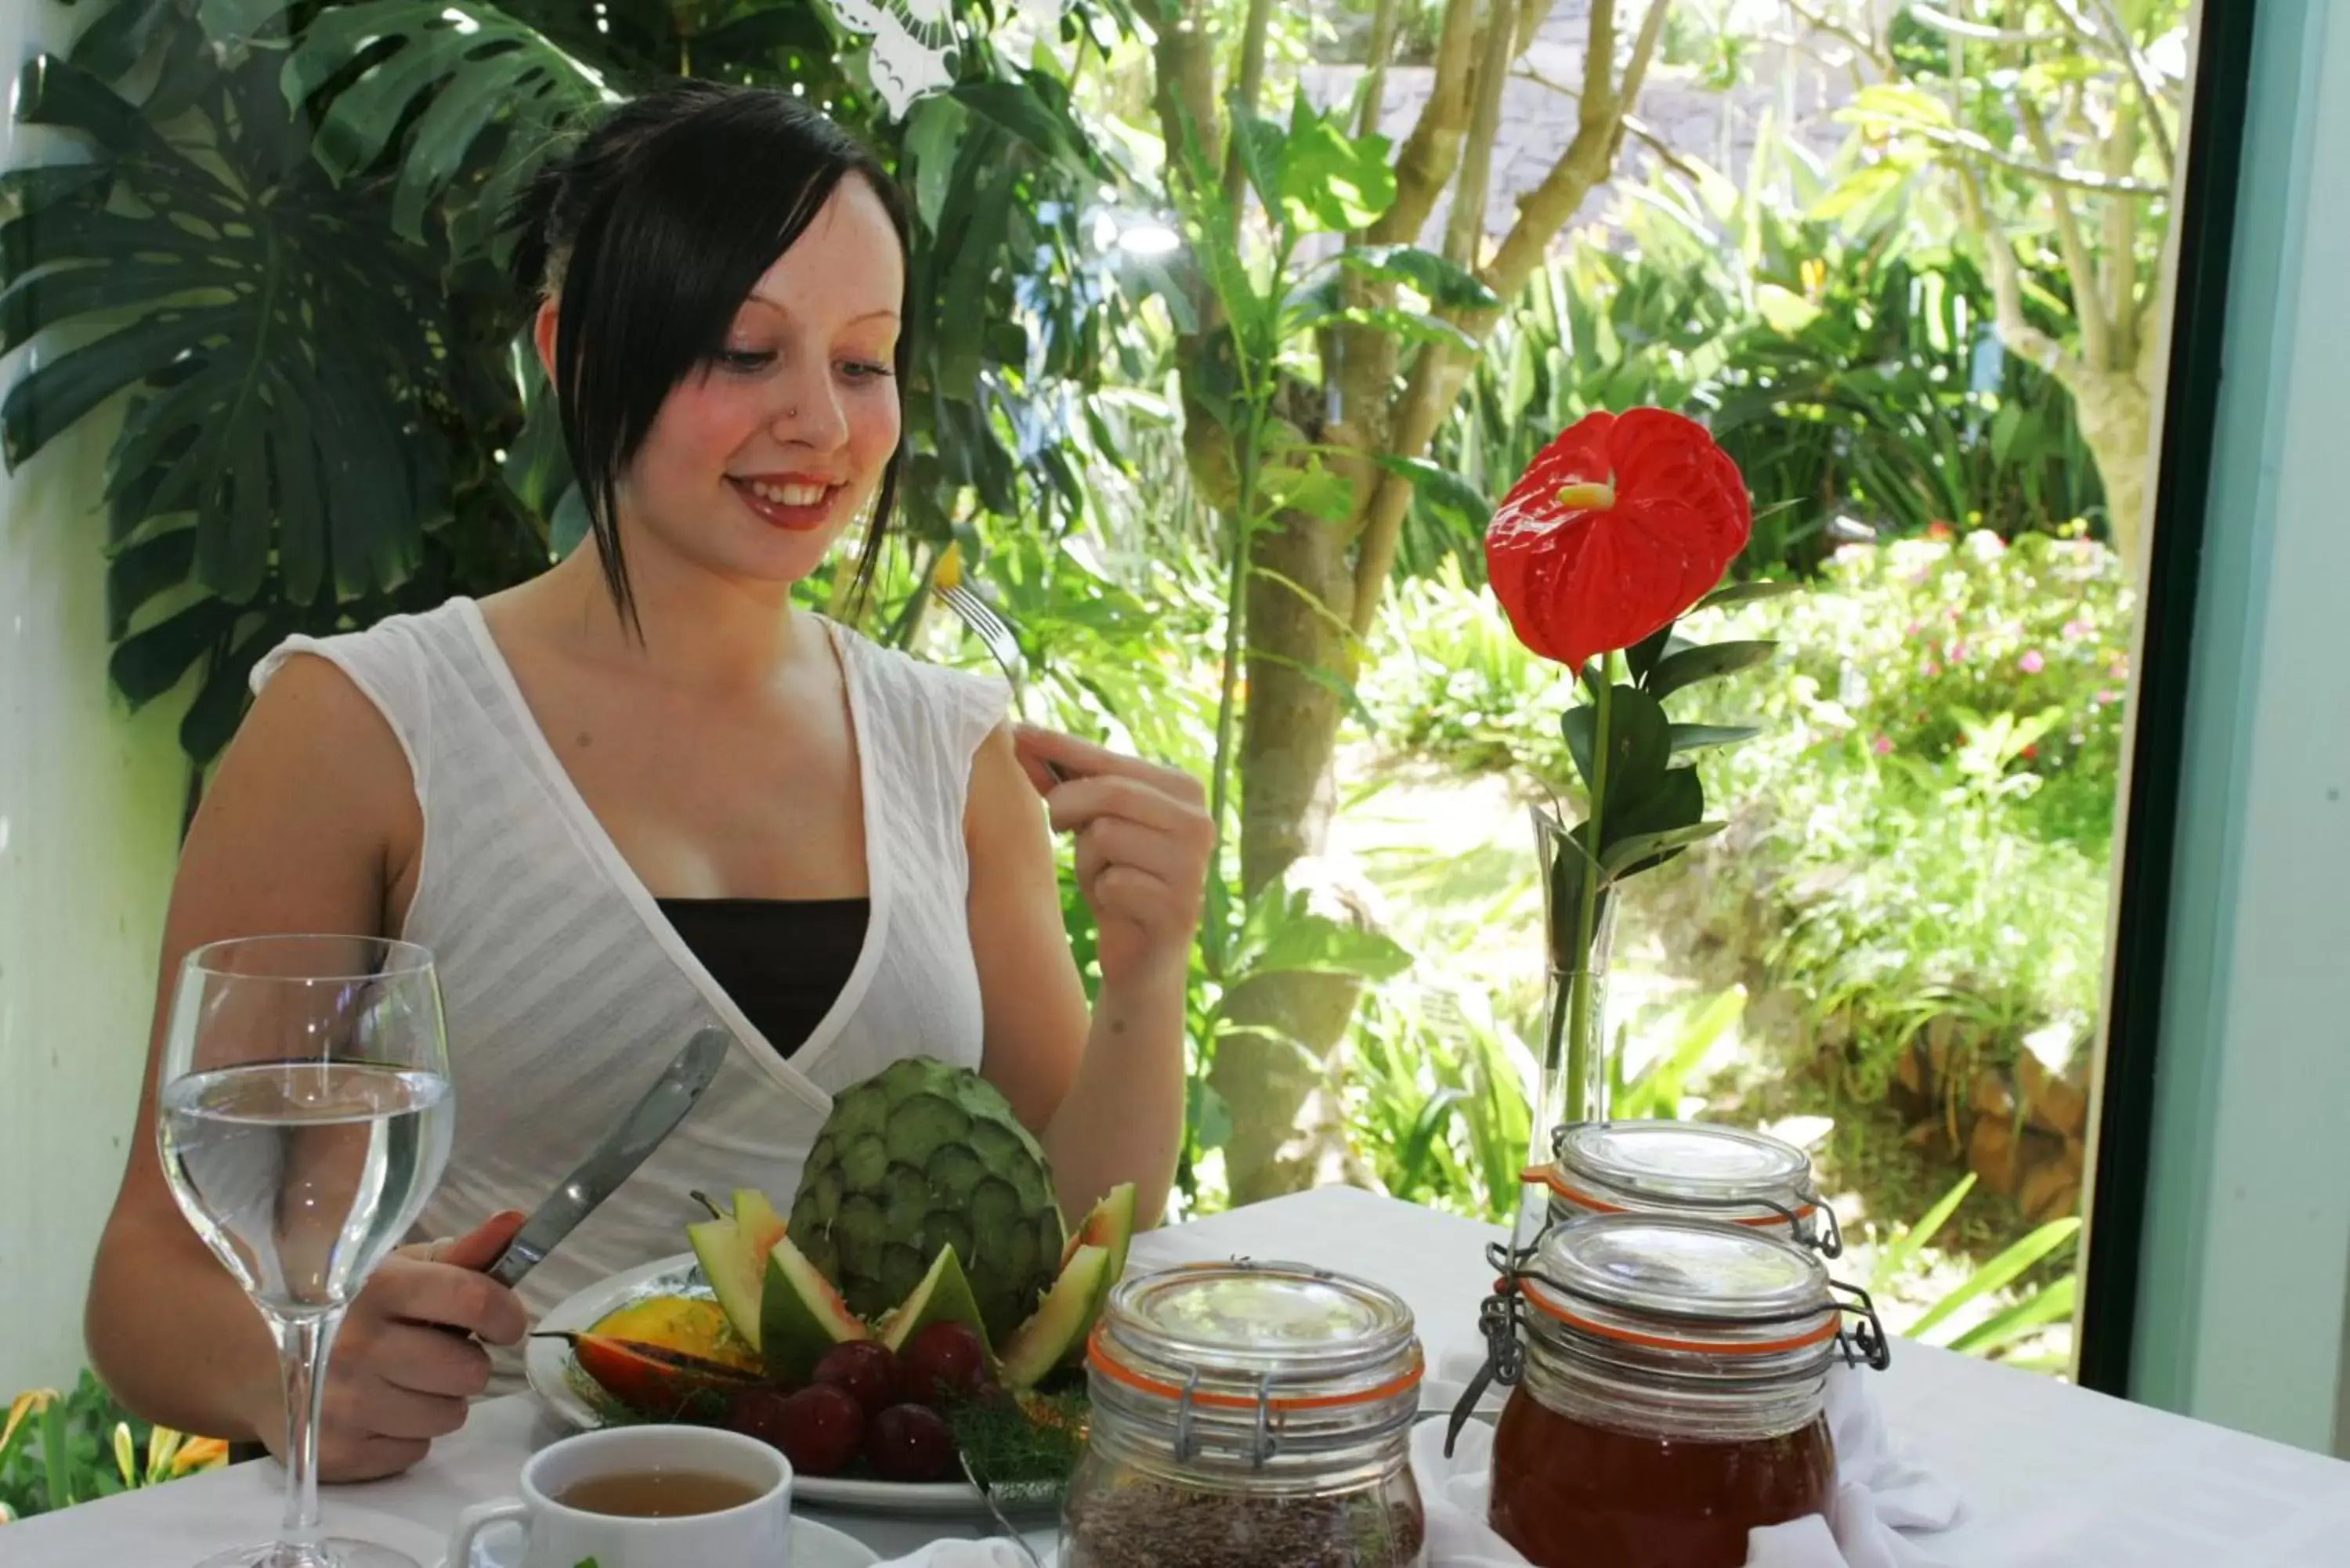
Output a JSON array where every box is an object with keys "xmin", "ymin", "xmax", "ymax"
[
  {"xmin": 2019, "ymin": 650, "xmax": 2045, "ymax": 674},
  {"xmin": 1922, "ymin": 662, "xmax": 1940, "ymax": 677},
  {"xmin": 2063, "ymin": 620, "xmax": 2092, "ymax": 641},
  {"xmin": 1872, "ymin": 735, "xmax": 1893, "ymax": 756},
  {"xmin": 1905, "ymin": 621, "xmax": 1923, "ymax": 638},
  {"xmin": 1947, "ymin": 641, "xmax": 1969, "ymax": 663}
]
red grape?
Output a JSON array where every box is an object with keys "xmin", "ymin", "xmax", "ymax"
[
  {"xmin": 896, "ymin": 1321, "xmax": 992, "ymax": 1407},
  {"xmin": 812, "ymin": 1341, "xmax": 898, "ymax": 1418},
  {"xmin": 720, "ymin": 1386, "xmax": 798, "ymax": 1447},
  {"xmin": 769, "ymin": 1384, "xmax": 864, "ymax": 1476},
  {"xmin": 866, "ymin": 1403, "xmax": 959, "ymax": 1483}
]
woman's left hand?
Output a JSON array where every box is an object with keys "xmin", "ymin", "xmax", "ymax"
[{"xmin": 1013, "ymin": 725, "xmax": 1213, "ymax": 994}]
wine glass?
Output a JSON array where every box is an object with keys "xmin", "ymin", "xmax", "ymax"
[{"xmin": 157, "ymin": 935, "xmax": 457, "ymax": 1568}]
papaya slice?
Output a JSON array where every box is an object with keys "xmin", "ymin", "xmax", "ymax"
[
  {"xmin": 588, "ymin": 1295, "xmax": 759, "ymax": 1373},
  {"xmin": 553, "ymin": 1331, "xmax": 765, "ymax": 1422}
]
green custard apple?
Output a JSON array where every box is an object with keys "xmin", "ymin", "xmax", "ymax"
[{"xmin": 790, "ymin": 1057, "xmax": 1065, "ymax": 1345}]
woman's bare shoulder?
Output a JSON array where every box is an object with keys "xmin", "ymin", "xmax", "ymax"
[{"xmin": 175, "ymin": 651, "xmax": 423, "ymax": 936}]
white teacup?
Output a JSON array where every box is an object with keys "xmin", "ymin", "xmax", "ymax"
[{"xmin": 446, "ymin": 1425, "xmax": 793, "ymax": 1568}]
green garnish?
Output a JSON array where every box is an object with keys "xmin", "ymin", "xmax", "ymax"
[{"xmin": 948, "ymin": 1387, "xmax": 1089, "ymax": 1488}]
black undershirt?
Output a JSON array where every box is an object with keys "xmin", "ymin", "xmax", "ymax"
[{"xmin": 656, "ymin": 897, "xmax": 870, "ymax": 1059}]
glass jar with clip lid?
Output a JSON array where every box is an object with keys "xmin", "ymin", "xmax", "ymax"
[
  {"xmin": 1449, "ymin": 1214, "xmax": 1889, "ymax": 1568},
  {"xmin": 1060, "ymin": 1261, "xmax": 1429, "ymax": 1568},
  {"xmin": 1528, "ymin": 1119, "xmax": 1843, "ymax": 1256}
]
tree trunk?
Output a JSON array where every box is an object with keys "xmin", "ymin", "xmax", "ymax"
[
  {"xmin": 2059, "ymin": 362, "xmax": 2152, "ymax": 576},
  {"xmin": 1208, "ymin": 504, "xmax": 1375, "ymax": 1200}
]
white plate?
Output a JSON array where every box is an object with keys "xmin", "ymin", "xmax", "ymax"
[
  {"xmin": 443, "ymin": 1512, "xmax": 879, "ymax": 1566},
  {"xmin": 529, "ymin": 1252, "xmax": 1003, "ymax": 1516}
]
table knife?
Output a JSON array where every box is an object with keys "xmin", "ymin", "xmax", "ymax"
[{"xmin": 482, "ymin": 1026, "xmax": 732, "ymax": 1288}]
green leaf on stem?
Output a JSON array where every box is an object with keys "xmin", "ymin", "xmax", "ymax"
[
  {"xmin": 1228, "ymin": 97, "xmax": 1287, "ymax": 222},
  {"xmin": 1372, "ymin": 454, "xmax": 1491, "ymax": 534},
  {"xmin": 1625, "ymin": 624, "xmax": 1681, "ymax": 684},
  {"xmin": 1669, "ymin": 723, "xmax": 1762, "ymax": 753},
  {"xmin": 1231, "ymin": 880, "xmax": 1413, "ymax": 983},
  {"xmin": 1600, "ymin": 821, "xmax": 1725, "ymax": 877},
  {"xmin": 1645, "ymin": 639, "xmax": 1777, "ymax": 699},
  {"xmin": 1560, "ymin": 685, "xmax": 1670, "ymax": 806},
  {"xmin": 1277, "ymin": 93, "xmax": 1396, "ymax": 232},
  {"xmin": 1186, "ymin": 1078, "xmax": 1234, "ymax": 1153},
  {"xmin": 1334, "ymin": 244, "xmax": 1501, "ymax": 310},
  {"xmin": 1911, "ymin": 1216, "xmax": 2082, "ymax": 1341},
  {"xmin": 1696, "ymin": 579, "xmax": 1802, "ymax": 611}
]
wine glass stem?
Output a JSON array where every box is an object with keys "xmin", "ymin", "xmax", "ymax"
[{"xmin": 266, "ymin": 1306, "xmax": 345, "ymax": 1555}]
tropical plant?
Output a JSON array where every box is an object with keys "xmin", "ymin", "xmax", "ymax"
[
  {"xmin": 1, "ymin": 1372, "xmax": 226, "ymax": 1523},
  {"xmin": 1128, "ymin": 0, "xmax": 1689, "ymax": 1204},
  {"xmin": 3, "ymin": 0, "xmax": 1141, "ymax": 786},
  {"xmin": 1867, "ymin": 1172, "xmax": 2081, "ymax": 1367},
  {"xmin": 1403, "ymin": 132, "xmax": 2106, "ymax": 584},
  {"xmin": 1795, "ymin": 0, "xmax": 2189, "ymax": 574}
]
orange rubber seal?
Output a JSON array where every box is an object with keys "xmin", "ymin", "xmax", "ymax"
[
  {"xmin": 1516, "ymin": 1283, "xmax": 1839, "ymax": 1357},
  {"xmin": 1084, "ymin": 1321, "xmax": 1425, "ymax": 1411},
  {"xmin": 1520, "ymin": 1165, "xmax": 1817, "ymax": 1227}
]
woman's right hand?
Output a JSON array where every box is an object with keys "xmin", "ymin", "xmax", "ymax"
[{"xmin": 255, "ymin": 1210, "xmax": 532, "ymax": 1481}]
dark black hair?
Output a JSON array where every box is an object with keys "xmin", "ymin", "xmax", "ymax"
[{"xmin": 507, "ymin": 82, "xmax": 913, "ymax": 629}]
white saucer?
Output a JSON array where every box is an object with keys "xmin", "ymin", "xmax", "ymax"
[{"xmin": 442, "ymin": 1512, "xmax": 880, "ymax": 1566}]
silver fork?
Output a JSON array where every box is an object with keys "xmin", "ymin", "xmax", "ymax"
[
  {"xmin": 938, "ymin": 579, "xmax": 1072, "ymax": 784},
  {"xmin": 956, "ymin": 1450, "xmax": 1054, "ymax": 1567},
  {"xmin": 938, "ymin": 579, "xmax": 1029, "ymax": 688}
]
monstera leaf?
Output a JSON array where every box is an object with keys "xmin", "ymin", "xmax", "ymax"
[
  {"xmin": 2, "ymin": 42, "xmax": 473, "ymax": 760},
  {"xmin": 273, "ymin": 1, "xmax": 610, "ymax": 251},
  {"xmin": 2, "ymin": 0, "xmax": 1141, "ymax": 767}
]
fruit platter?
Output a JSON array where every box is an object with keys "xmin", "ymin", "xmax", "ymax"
[{"xmin": 526, "ymin": 1060, "xmax": 1137, "ymax": 1516}]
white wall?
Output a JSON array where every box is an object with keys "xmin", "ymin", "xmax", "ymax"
[
  {"xmin": 2133, "ymin": 0, "xmax": 2350, "ymax": 1458},
  {"xmin": 0, "ymin": 2, "xmax": 191, "ymax": 1396}
]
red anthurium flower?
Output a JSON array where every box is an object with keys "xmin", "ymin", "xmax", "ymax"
[{"xmin": 1484, "ymin": 408, "xmax": 1752, "ymax": 670}]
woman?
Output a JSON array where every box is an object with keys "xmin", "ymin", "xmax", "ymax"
[{"xmin": 84, "ymin": 83, "xmax": 1209, "ymax": 1483}]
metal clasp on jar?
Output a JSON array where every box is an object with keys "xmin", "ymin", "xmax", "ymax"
[{"xmin": 1171, "ymin": 1367, "xmax": 1282, "ymax": 1471}]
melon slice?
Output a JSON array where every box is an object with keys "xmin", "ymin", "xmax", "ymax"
[
  {"xmin": 685, "ymin": 1188, "xmax": 793, "ymax": 1355},
  {"xmin": 877, "ymin": 1245, "xmax": 992, "ymax": 1357},
  {"xmin": 998, "ymin": 1243, "xmax": 1109, "ymax": 1390},
  {"xmin": 734, "ymin": 1188, "xmax": 787, "ymax": 1258},
  {"xmin": 1059, "ymin": 1182, "xmax": 1137, "ymax": 1299},
  {"xmin": 761, "ymin": 1232, "xmax": 868, "ymax": 1378},
  {"xmin": 688, "ymin": 1216, "xmax": 767, "ymax": 1353}
]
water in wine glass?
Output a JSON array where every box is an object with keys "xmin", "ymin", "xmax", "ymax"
[{"xmin": 160, "ymin": 1061, "xmax": 454, "ymax": 1313}]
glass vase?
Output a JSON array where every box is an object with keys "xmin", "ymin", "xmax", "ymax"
[{"xmin": 1513, "ymin": 807, "xmax": 1617, "ymax": 1252}]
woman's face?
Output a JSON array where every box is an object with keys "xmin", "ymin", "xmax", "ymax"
[{"xmin": 605, "ymin": 175, "xmax": 905, "ymax": 595}]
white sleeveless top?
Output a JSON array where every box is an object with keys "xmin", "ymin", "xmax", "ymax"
[{"xmin": 252, "ymin": 598, "xmax": 1010, "ymax": 1345}]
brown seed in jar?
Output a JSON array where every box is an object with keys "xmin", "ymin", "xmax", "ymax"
[{"xmin": 1061, "ymin": 1476, "xmax": 1426, "ymax": 1568}]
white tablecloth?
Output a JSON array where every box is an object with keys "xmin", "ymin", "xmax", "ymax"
[{"xmin": 9, "ymin": 1187, "xmax": 2350, "ymax": 1566}]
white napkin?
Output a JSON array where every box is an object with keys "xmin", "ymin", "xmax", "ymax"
[
  {"xmin": 1413, "ymin": 1348, "xmax": 1963, "ymax": 1568},
  {"xmin": 864, "ymin": 1360, "xmax": 1961, "ymax": 1568}
]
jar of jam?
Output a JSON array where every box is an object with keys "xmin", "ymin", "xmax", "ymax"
[
  {"xmin": 1532, "ymin": 1119, "xmax": 1843, "ymax": 1256},
  {"xmin": 1061, "ymin": 1262, "xmax": 1428, "ymax": 1568},
  {"xmin": 1488, "ymin": 1215, "xmax": 1856, "ymax": 1568}
]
